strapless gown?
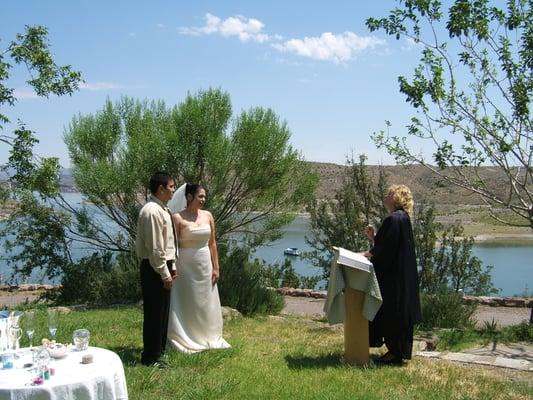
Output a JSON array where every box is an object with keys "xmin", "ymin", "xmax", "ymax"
[{"xmin": 167, "ymin": 224, "xmax": 231, "ymax": 353}]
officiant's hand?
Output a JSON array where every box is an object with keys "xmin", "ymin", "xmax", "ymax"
[
  {"xmin": 162, "ymin": 276, "xmax": 173, "ymax": 290},
  {"xmin": 361, "ymin": 251, "xmax": 372, "ymax": 259},
  {"xmin": 211, "ymin": 269, "xmax": 219, "ymax": 286},
  {"xmin": 364, "ymin": 225, "xmax": 375, "ymax": 241}
]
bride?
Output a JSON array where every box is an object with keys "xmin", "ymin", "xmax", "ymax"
[{"xmin": 166, "ymin": 183, "xmax": 231, "ymax": 353}]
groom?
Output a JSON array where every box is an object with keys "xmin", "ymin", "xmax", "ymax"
[{"xmin": 136, "ymin": 171, "xmax": 178, "ymax": 369}]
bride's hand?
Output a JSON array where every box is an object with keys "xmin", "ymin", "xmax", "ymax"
[{"xmin": 211, "ymin": 269, "xmax": 219, "ymax": 286}]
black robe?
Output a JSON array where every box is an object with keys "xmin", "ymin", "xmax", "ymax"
[{"xmin": 369, "ymin": 209, "xmax": 421, "ymax": 359}]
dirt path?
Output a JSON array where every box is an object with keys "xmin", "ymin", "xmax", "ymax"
[
  {"xmin": 282, "ymin": 296, "xmax": 531, "ymax": 327},
  {"xmin": 0, "ymin": 290, "xmax": 43, "ymax": 308}
]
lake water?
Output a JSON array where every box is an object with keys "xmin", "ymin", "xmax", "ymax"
[
  {"xmin": 254, "ymin": 216, "xmax": 533, "ymax": 297},
  {"xmin": 1, "ymin": 193, "xmax": 532, "ymax": 296}
]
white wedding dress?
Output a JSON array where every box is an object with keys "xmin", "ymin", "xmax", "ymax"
[{"xmin": 167, "ymin": 224, "xmax": 231, "ymax": 353}]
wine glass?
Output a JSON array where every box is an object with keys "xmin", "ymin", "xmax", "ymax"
[
  {"xmin": 25, "ymin": 310, "xmax": 35, "ymax": 348},
  {"xmin": 47, "ymin": 309, "xmax": 58, "ymax": 341}
]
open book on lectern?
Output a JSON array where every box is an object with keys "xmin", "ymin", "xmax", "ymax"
[{"xmin": 332, "ymin": 246, "xmax": 372, "ymax": 273}]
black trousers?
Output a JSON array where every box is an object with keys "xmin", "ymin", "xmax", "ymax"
[
  {"xmin": 370, "ymin": 313, "xmax": 415, "ymax": 360},
  {"xmin": 140, "ymin": 259, "xmax": 171, "ymax": 365},
  {"xmin": 384, "ymin": 325, "xmax": 414, "ymax": 360}
]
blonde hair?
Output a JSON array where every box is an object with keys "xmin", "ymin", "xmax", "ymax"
[{"xmin": 388, "ymin": 184, "xmax": 414, "ymax": 215}]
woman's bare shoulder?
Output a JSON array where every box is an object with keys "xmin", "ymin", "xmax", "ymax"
[
  {"xmin": 172, "ymin": 211, "xmax": 185, "ymax": 222},
  {"xmin": 201, "ymin": 209, "xmax": 213, "ymax": 218}
]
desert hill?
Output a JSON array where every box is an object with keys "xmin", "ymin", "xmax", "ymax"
[{"xmin": 307, "ymin": 161, "xmax": 522, "ymax": 206}]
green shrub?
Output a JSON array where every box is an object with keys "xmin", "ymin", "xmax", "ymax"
[
  {"xmin": 436, "ymin": 328, "xmax": 480, "ymax": 351},
  {"xmin": 45, "ymin": 252, "xmax": 141, "ymax": 305},
  {"xmin": 415, "ymin": 203, "xmax": 497, "ymax": 296},
  {"xmin": 500, "ymin": 322, "xmax": 533, "ymax": 343},
  {"xmin": 259, "ymin": 257, "xmax": 321, "ymax": 289},
  {"xmin": 419, "ymin": 292, "xmax": 476, "ymax": 330},
  {"xmin": 299, "ymin": 275, "xmax": 321, "ymax": 290},
  {"xmin": 434, "ymin": 320, "xmax": 533, "ymax": 352},
  {"xmin": 218, "ymin": 245, "xmax": 284, "ymax": 315}
]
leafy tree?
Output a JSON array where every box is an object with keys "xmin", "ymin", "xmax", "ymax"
[
  {"xmin": 1, "ymin": 192, "xmax": 72, "ymax": 282},
  {"xmin": 367, "ymin": 0, "xmax": 533, "ymax": 229},
  {"xmin": 3, "ymin": 89, "xmax": 317, "ymax": 288},
  {"xmin": 1, "ymin": 25, "xmax": 82, "ymax": 196},
  {"xmin": 0, "ymin": 25, "xmax": 81, "ymax": 284},
  {"xmin": 306, "ymin": 155, "xmax": 496, "ymax": 297},
  {"xmin": 61, "ymin": 89, "xmax": 317, "ymax": 253},
  {"xmin": 305, "ymin": 155, "xmax": 389, "ymax": 279},
  {"xmin": 414, "ymin": 202, "xmax": 497, "ymax": 295}
]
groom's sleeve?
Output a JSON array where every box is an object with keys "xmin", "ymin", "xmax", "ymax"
[{"xmin": 144, "ymin": 212, "xmax": 172, "ymax": 280}]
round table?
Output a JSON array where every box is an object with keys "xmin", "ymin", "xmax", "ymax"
[{"xmin": 0, "ymin": 346, "xmax": 128, "ymax": 400}]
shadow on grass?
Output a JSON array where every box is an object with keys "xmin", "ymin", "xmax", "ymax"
[
  {"xmin": 108, "ymin": 346, "xmax": 142, "ymax": 366},
  {"xmin": 285, "ymin": 353, "xmax": 344, "ymax": 369},
  {"xmin": 286, "ymin": 354, "xmax": 404, "ymax": 370}
]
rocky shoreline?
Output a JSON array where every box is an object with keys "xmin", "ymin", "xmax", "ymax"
[{"xmin": 0, "ymin": 284, "xmax": 57, "ymax": 291}]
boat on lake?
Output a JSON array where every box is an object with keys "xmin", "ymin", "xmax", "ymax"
[{"xmin": 284, "ymin": 247, "xmax": 301, "ymax": 256}]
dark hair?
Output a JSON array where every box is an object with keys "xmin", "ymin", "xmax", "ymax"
[
  {"xmin": 185, "ymin": 183, "xmax": 206, "ymax": 201},
  {"xmin": 149, "ymin": 172, "xmax": 174, "ymax": 195}
]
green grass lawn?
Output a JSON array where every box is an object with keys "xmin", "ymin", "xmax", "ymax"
[{"xmin": 20, "ymin": 306, "xmax": 532, "ymax": 400}]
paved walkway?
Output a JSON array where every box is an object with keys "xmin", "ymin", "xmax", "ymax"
[{"xmin": 417, "ymin": 344, "xmax": 533, "ymax": 372}]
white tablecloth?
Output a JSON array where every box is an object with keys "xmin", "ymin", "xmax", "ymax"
[
  {"xmin": 0, "ymin": 347, "xmax": 128, "ymax": 400},
  {"xmin": 324, "ymin": 247, "xmax": 383, "ymax": 324}
]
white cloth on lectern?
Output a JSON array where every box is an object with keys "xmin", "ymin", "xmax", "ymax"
[{"xmin": 323, "ymin": 247, "xmax": 382, "ymax": 324}]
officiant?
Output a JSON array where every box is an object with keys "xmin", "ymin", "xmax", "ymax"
[{"xmin": 363, "ymin": 184, "xmax": 421, "ymax": 365}]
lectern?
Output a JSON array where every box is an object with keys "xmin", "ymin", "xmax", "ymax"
[{"xmin": 324, "ymin": 247, "xmax": 382, "ymax": 366}]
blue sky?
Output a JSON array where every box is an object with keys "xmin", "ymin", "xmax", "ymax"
[{"xmin": 1, "ymin": 1, "xmax": 437, "ymax": 167}]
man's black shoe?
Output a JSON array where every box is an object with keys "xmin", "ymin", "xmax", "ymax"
[
  {"xmin": 143, "ymin": 360, "xmax": 169, "ymax": 369},
  {"xmin": 375, "ymin": 356, "xmax": 404, "ymax": 366}
]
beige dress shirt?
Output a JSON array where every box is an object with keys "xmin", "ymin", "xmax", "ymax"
[{"xmin": 136, "ymin": 195, "xmax": 177, "ymax": 279}]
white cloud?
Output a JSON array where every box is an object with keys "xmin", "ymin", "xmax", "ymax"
[
  {"xmin": 179, "ymin": 14, "xmax": 385, "ymax": 64},
  {"xmin": 179, "ymin": 13, "xmax": 270, "ymax": 43},
  {"xmin": 79, "ymin": 82, "xmax": 121, "ymax": 91},
  {"xmin": 273, "ymin": 32, "xmax": 385, "ymax": 63},
  {"xmin": 401, "ymin": 37, "xmax": 423, "ymax": 51},
  {"xmin": 128, "ymin": 32, "xmax": 136, "ymax": 37},
  {"xmin": 156, "ymin": 23, "xmax": 166, "ymax": 29},
  {"xmin": 13, "ymin": 89, "xmax": 39, "ymax": 99}
]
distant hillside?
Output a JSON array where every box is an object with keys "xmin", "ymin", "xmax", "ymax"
[
  {"xmin": 0, "ymin": 163, "xmax": 524, "ymax": 207},
  {"xmin": 58, "ymin": 168, "xmax": 76, "ymax": 191},
  {"xmin": 307, "ymin": 161, "xmax": 521, "ymax": 206},
  {"xmin": 0, "ymin": 167, "xmax": 76, "ymax": 192}
]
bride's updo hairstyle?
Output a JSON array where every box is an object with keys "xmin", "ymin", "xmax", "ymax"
[{"xmin": 185, "ymin": 183, "xmax": 206, "ymax": 204}]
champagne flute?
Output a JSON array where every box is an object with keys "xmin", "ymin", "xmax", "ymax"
[
  {"xmin": 25, "ymin": 310, "xmax": 35, "ymax": 348},
  {"xmin": 9, "ymin": 327, "xmax": 22, "ymax": 350},
  {"xmin": 47, "ymin": 309, "xmax": 58, "ymax": 341}
]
